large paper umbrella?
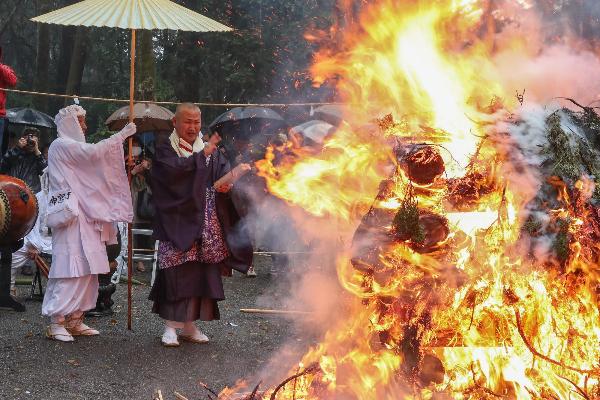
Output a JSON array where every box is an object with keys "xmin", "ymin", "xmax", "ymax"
[
  {"xmin": 106, "ymin": 103, "xmax": 174, "ymax": 132},
  {"xmin": 32, "ymin": 0, "xmax": 232, "ymax": 330},
  {"xmin": 6, "ymin": 107, "xmax": 56, "ymax": 129}
]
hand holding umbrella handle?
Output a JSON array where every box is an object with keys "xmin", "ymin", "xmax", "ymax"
[{"xmin": 117, "ymin": 122, "xmax": 137, "ymax": 140}]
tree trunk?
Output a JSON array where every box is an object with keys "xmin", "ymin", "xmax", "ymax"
[
  {"xmin": 52, "ymin": 25, "xmax": 76, "ymax": 112},
  {"xmin": 32, "ymin": 0, "xmax": 51, "ymax": 111},
  {"xmin": 0, "ymin": 1, "xmax": 20, "ymax": 39},
  {"xmin": 54, "ymin": 0, "xmax": 79, "ymax": 91},
  {"xmin": 136, "ymin": 30, "xmax": 156, "ymax": 101},
  {"xmin": 64, "ymin": 27, "xmax": 88, "ymax": 99}
]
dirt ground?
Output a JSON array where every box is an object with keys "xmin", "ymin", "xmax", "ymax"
[{"xmin": 0, "ymin": 255, "xmax": 317, "ymax": 400}]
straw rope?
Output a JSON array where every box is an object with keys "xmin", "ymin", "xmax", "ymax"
[{"xmin": 4, "ymin": 88, "xmax": 344, "ymax": 107}]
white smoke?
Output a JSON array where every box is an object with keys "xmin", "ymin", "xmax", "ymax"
[{"xmin": 492, "ymin": 45, "xmax": 600, "ymax": 106}]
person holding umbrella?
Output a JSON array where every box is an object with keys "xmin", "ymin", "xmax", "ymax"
[
  {"xmin": 0, "ymin": 46, "xmax": 17, "ymax": 157},
  {"xmin": 0, "ymin": 127, "xmax": 47, "ymax": 193}
]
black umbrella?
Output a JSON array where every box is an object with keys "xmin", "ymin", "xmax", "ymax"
[
  {"xmin": 290, "ymin": 120, "xmax": 335, "ymax": 144},
  {"xmin": 210, "ymin": 106, "xmax": 284, "ymax": 126},
  {"xmin": 6, "ymin": 107, "xmax": 56, "ymax": 129},
  {"xmin": 209, "ymin": 106, "xmax": 287, "ymax": 139},
  {"xmin": 209, "ymin": 107, "xmax": 289, "ymax": 161},
  {"xmin": 311, "ymin": 104, "xmax": 351, "ymax": 126}
]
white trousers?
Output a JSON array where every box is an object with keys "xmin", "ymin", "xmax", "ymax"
[
  {"xmin": 41, "ymin": 275, "xmax": 99, "ymax": 322},
  {"xmin": 10, "ymin": 248, "xmax": 32, "ymax": 290}
]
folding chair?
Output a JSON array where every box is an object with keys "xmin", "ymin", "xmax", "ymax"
[
  {"xmin": 131, "ymin": 228, "xmax": 159, "ymax": 286},
  {"xmin": 111, "ymin": 226, "xmax": 158, "ymax": 284}
]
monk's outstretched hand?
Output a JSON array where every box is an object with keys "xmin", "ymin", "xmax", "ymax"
[
  {"xmin": 203, "ymin": 132, "xmax": 222, "ymax": 156},
  {"xmin": 203, "ymin": 142, "xmax": 217, "ymax": 156},
  {"xmin": 209, "ymin": 132, "xmax": 222, "ymax": 145}
]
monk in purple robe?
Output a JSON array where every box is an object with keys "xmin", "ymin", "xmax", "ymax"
[{"xmin": 149, "ymin": 103, "xmax": 253, "ymax": 346}]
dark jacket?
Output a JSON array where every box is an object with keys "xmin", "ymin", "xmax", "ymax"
[
  {"xmin": 0, "ymin": 147, "xmax": 47, "ymax": 193},
  {"xmin": 151, "ymin": 140, "xmax": 253, "ymax": 273}
]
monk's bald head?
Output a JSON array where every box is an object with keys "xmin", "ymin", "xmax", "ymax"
[
  {"xmin": 173, "ymin": 103, "xmax": 202, "ymax": 144},
  {"xmin": 175, "ymin": 103, "xmax": 200, "ymax": 118}
]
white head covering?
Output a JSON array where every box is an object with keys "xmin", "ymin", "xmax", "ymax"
[{"xmin": 55, "ymin": 105, "xmax": 86, "ymax": 143}]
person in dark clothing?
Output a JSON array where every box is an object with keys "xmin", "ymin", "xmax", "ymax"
[
  {"xmin": 149, "ymin": 103, "xmax": 253, "ymax": 347},
  {"xmin": 0, "ymin": 46, "xmax": 17, "ymax": 157},
  {"xmin": 0, "ymin": 127, "xmax": 47, "ymax": 193},
  {"xmin": 86, "ymin": 230, "xmax": 121, "ymax": 317}
]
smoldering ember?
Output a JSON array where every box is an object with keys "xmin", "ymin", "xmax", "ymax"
[{"xmin": 2, "ymin": 1, "xmax": 600, "ymax": 400}]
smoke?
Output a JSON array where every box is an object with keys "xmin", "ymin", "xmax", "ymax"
[
  {"xmin": 223, "ymin": 174, "xmax": 358, "ymax": 392},
  {"xmin": 491, "ymin": 45, "xmax": 600, "ymax": 105},
  {"xmin": 485, "ymin": 1, "xmax": 600, "ymax": 105},
  {"xmin": 233, "ymin": 174, "xmax": 355, "ymax": 325},
  {"xmin": 582, "ymin": 0, "xmax": 600, "ymax": 18},
  {"xmin": 494, "ymin": 104, "xmax": 556, "ymax": 261}
]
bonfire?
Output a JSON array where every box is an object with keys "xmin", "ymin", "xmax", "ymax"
[{"xmin": 220, "ymin": 1, "xmax": 600, "ymax": 399}]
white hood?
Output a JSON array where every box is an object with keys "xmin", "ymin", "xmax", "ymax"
[{"xmin": 55, "ymin": 105, "xmax": 86, "ymax": 143}]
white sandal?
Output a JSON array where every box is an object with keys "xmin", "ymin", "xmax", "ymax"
[
  {"xmin": 46, "ymin": 324, "xmax": 74, "ymax": 342},
  {"xmin": 179, "ymin": 328, "xmax": 209, "ymax": 344},
  {"xmin": 65, "ymin": 315, "xmax": 100, "ymax": 336},
  {"xmin": 161, "ymin": 330, "xmax": 180, "ymax": 347}
]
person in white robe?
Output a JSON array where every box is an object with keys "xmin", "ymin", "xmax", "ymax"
[
  {"xmin": 10, "ymin": 168, "xmax": 52, "ymax": 295},
  {"xmin": 41, "ymin": 104, "xmax": 135, "ymax": 342}
]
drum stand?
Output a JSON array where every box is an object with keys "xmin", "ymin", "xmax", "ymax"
[
  {"xmin": 29, "ymin": 267, "xmax": 44, "ymax": 301},
  {"xmin": 0, "ymin": 240, "xmax": 26, "ymax": 312}
]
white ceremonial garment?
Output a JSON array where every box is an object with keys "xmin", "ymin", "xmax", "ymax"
[
  {"xmin": 11, "ymin": 190, "xmax": 53, "ymax": 288},
  {"xmin": 42, "ymin": 275, "xmax": 98, "ymax": 320},
  {"xmin": 42, "ymin": 107, "xmax": 133, "ymax": 318}
]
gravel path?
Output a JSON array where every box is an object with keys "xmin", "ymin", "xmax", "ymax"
[{"xmin": 0, "ymin": 256, "xmax": 315, "ymax": 400}]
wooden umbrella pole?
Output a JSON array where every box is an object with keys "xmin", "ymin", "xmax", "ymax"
[{"xmin": 127, "ymin": 28, "xmax": 136, "ymax": 331}]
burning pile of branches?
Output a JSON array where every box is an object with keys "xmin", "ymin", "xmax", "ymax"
[
  {"xmin": 345, "ymin": 107, "xmax": 600, "ymax": 397},
  {"xmin": 240, "ymin": 107, "xmax": 600, "ymax": 399},
  {"xmin": 225, "ymin": 1, "xmax": 600, "ymax": 399}
]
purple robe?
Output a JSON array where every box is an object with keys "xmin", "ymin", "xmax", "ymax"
[{"xmin": 151, "ymin": 140, "xmax": 253, "ymax": 273}]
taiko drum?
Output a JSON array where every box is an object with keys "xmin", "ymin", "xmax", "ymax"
[{"xmin": 0, "ymin": 175, "xmax": 38, "ymax": 245}]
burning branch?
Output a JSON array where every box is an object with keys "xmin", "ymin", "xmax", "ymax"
[
  {"xmin": 269, "ymin": 363, "xmax": 320, "ymax": 400},
  {"xmin": 238, "ymin": 382, "xmax": 262, "ymax": 400},
  {"xmin": 514, "ymin": 308, "xmax": 600, "ymax": 376},
  {"xmin": 516, "ymin": 89, "xmax": 525, "ymax": 106},
  {"xmin": 466, "ymin": 363, "xmax": 505, "ymax": 398},
  {"xmin": 198, "ymin": 381, "xmax": 219, "ymax": 399},
  {"xmin": 557, "ymin": 375, "xmax": 590, "ymax": 400}
]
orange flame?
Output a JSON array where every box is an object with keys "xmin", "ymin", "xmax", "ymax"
[{"xmin": 244, "ymin": 1, "xmax": 600, "ymax": 399}]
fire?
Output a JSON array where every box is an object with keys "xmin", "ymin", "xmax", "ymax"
[
  {"xmin": 256, "ymin": 125, "xmax": 391, "ymax": 221},
  {"xmin": 247, "ymin": 1, "xmax": 600, "ymax": 399}
]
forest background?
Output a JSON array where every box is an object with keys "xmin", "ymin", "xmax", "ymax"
[{"xmin": 1, "ymin": 0, "xmax": 599, "ymax": 141}]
